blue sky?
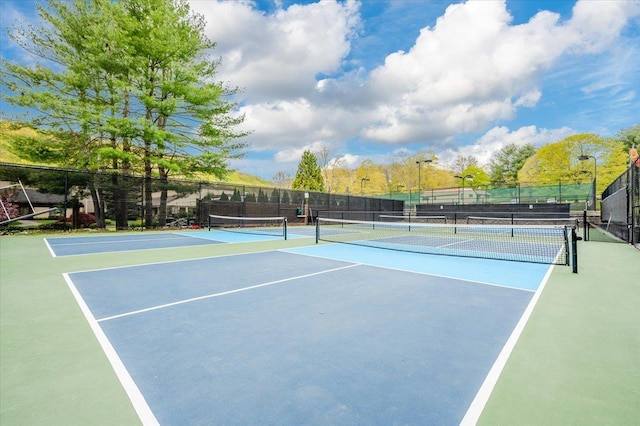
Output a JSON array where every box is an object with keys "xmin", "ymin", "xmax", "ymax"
[{"xmin": 2, "ymin": 0, "xmax": 639, "ymax": 180}]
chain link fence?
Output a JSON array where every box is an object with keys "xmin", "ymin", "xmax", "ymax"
[
  {"xmin": 601, "ymin": 164, "xmax": 640, "ymax": 245},
  {"xmin": 0, "ymin": 162, "xmax": 403, "ymax": 230}
]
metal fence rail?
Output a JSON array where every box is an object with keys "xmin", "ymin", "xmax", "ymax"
[{"xmin": 601, "ymin": 164, "xmax": 639, "ymax": 245}]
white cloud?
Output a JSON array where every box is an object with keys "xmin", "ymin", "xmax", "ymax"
[
  {"xmin": 567, "ymin": 0, "xmax": 640, "ymax": 53},
  {"xmin": 207, "ymin": 0, "xmax": 635, "ymax": 152},
  {"xmin": 357, "ymin": 1, "xmax": 613, "ymax": 145},
  {"xmin": 185, "ymin": 1, "xmax": 639, "ymax": 177},
  {"xmin": 190, "ymin": 0, "xmax": 360, "ymax": 101},
  {"xmin": 328, "ymin": 153, "xmax": 360, "ymax": 169},
  {"xmin": 273, "ymin": 140, "xmax": 328, "ymax": 163},
  {"xmin": 439, "ymin": 125, "xmax": 575, "ymax": 166}
]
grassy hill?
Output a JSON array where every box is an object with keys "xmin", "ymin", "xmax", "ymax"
[
  {"xmin": 0, "ymin": 122, "xmax": 45, "ymax": 165},
  {"xmin": 0, "ymin": 121, "xmax": 272, "ymax": 186}
]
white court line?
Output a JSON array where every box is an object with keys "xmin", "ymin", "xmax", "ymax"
[
  {"xmin": 63, "ymin": 274, "xmax": 159, "ymax": 426},
  {"xmin": 49, "ymin": 235, "xmax": 192, "ymax": 247},
  {"xmin": 66, "ymin": 247, "xmax": 279, "ymax": 275},
  {"xmin": 437, "ymin": 238, "xmax": 476, "ymax": 248},
  {"xmin": 97, "ymin": 263, "xmax": 361, "ymax": 323},
  {"xmin": 459, "ymin": 263, "xmax": 556, "ymax": 425},
  {"xmin": 43, "ymin": 238, "xmax": 57, "ymax": 257}
]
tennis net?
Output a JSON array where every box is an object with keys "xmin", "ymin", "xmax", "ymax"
[
  {"xmin": 465, "ymin": 215, "xmax": 578, "ymax": 226},
  {"xmin": 316, "ymin": 217, "xmax": 577, "ymax": 270},
  {"xmin": 378, "ymin": 214, "xmax": 448, "ymax": 224},
  {"xmin": 208, "ymin": 214, "xmax": 288, "ymax": 239}
]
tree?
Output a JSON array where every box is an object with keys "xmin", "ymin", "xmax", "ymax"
[
  {"xmin": 319, "ymin": 146, "xmax": 349, "ymax": 194},
  {"xmin": 1, "ymin": 0, "xmax": 248, "ymax": 229},
  {"xmin": 459, "ymin": 165, "xmax": 490, "ymax": 188},
  {"xmin": 617, "ymin": 124, "xmax": 640, "ymax": 165},
  {"xmin": 0, "ymin": 190, "xmax": 19, "ymax": 222},
  {"xmin": 354, "ymin": 159, "xmax": 386, "ymax": 195},
  {"xmin": 269, "ymin": 188, "xmax": 280, "ymax": 203},
  {"xmin": 272, "ymin": 171, "xmax": 292, "ymax": 188},
  {"xmin": 292, "ymin": 150, "xmax": 324, "ymax": 191},
  {"xmin": 452, "ymin": 155, "xmax": 479, "ymax": 174},
  {"xmin": 488, "ymin": 144, "xmax": 536, "ymax": 186},
  {"xmin": 519, "ymin": 134, "xmax": 627, "ymax": 193}
]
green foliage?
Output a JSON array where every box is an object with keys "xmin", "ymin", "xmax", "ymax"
[
  {"xmin": 270, "ymin": 188, "xmax": 280, "ymax": 203},
  {"xmin": 257, "ymin": 188, "xmax": 268, "ymax": 202},
  {"xmin": 617, "ymin": 123, "xmax": 640, "ymax": 151},
  {"xmin": 488, "ymin": 144, "xmax": 536, "ymax": 186},
  {"xmin": 292, "ymin": 150, "xmax": 324, "ymax": 191},
  {"xmin": 519, "ymin": 133, "xmax": 628, "ymax": 193},
  {"xmin": 1, "ymin": 0, "xmax": 249, "ymax": 228},
  {"xmin": 461, "ymin": 165, "xmax": 490, "ymax": 188}
]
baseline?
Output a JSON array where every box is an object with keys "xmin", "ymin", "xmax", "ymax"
[{"xmin": 45, "ymin": 233, "xmax": 225, "ymax": 257}]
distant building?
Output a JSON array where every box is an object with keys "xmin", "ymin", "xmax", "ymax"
[
  {"xmin": 1, "ymin": 182, "xmax": 64, "ymax": 219},
  {"xmin": 422, "ymin": 187, "xmax": 486, "ymax": 205}
]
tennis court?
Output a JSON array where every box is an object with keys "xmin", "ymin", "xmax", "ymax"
[
  {"xmin": 1, "ymin": 219, "xmax": 638, "ymax": 425},
  {"xmin": 64, "ymin": 244, "xmax": 547, "ymax": 425}
]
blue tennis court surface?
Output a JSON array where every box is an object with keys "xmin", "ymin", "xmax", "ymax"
[
  {"xmin": 46, "ymin": 230, "xmax": 310, "ymax": 257},
  {"xmin": 64, "ymin": 245, "xmax": 552, "ymax": 425}
]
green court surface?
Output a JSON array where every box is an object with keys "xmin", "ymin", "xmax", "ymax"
[{"xmin": 1, "ymin": 232, "xmax": 638, "ymax": 425}]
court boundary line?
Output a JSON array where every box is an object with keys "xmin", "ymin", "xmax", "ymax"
[
  {"xmin": 63, "ymin": 273, "xmax": 160, "ymax": 426},
  {"xmin": 47, "ymin": 234, "xmax": 204, "ymax": 247},
  {"xmin": 43, "ymin": 238, "xmax": 57, "ymax": 258},
  {"xmin": 64, "ymin": 247, "xmax": 301, "ymax": 275},
  {"xmin": 94, "ymin": 263, "xmax": 361, "ymax": 322},
  {"xmin": 281, "ymin": 247, "xmax": 537, "ymax": 293},
  {"xmin": 44, "ymin": 233, "xmax": 227, "ymax": 258},
  {"xmin": 460, "ymin": 263, "xmax": 555, "ymax": 425}
]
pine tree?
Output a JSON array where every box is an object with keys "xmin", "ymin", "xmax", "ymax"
[
  {"xmin": 1, "ymin": 0, "xmax": 248, "ymax": 229},
  {"xmin": 292, "ymin": 150, "xmax": 324, "ymax": 191}
]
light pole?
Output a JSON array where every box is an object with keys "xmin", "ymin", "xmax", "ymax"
[
  {"xmin": 579, "ymin": 155, "xmax": 597, "ymax": 210},
  {"xmin": 579, "ymin": 170, "xmax": 593, "ymax": 208},
  {"xmin": 416, "ymin": 159, "xmax": 433, "ymax": 205},
  {"xmin": 454, "ymin": 174, "xmax": 473, "ymax": 205},
  {"xmin": 360, "ymin": 177, "xmax": 370, "ymax": 195}
]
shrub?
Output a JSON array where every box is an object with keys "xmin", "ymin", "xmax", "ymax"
[{"xmin": 58, "ymin": 212, "xmax": 96, "ymax": 228}]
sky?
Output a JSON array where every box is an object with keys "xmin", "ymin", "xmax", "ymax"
[{"xmin": 1, "ymin": 0, "xmax": 639, "ymax": 180}]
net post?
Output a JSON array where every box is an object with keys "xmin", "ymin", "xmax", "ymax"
[
  {"xmin": 207, "ymin": 215, "xmax": 211, "ymax": 231},
  {"xmin": 283, "ymin": 217, "xmax": 288, "ymax": 240},
  {"xmin": 583, "ymin": 209, "xmax": 588, "ymax": 241},
  {"xmin": 315, "ymin": 219, "xmax": 320, "ymax": 243},
  {"xmin": 510, "ymin": 214, "xmax": 514, "ymax": 238},
  {"xmin": 571, "ymin": 227, "xmax": 578, "ymax": 273}
]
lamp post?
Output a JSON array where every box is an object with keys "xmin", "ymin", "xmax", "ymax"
[
  {"xmin": 360, "ymin": 177, "xmax": 370, "ymax": 195},
  {"xmin": 416, "ymin": 159, "xmax": 433, "ymax": 205},
  {"xmin": 579, "ymin": 155, "xmax": 597, "ymax": 210},
  {"xmin": 579, "ymin": 170, "xmax": 593, "ymax": 208},
  {"xmin": 454, "ymin": 174, "xmax": 473, "ymax": 205}
]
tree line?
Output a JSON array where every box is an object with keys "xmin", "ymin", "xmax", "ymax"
[{"xmin": 290, "ymin": 126, "xmax": 639, "ymax": 197}]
